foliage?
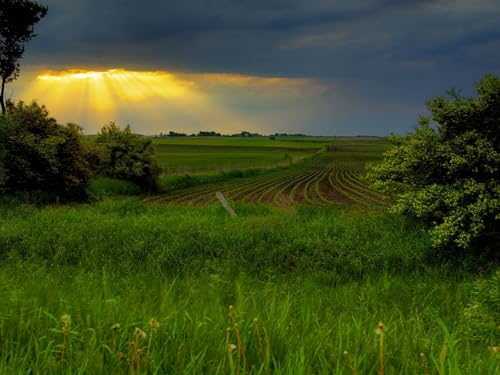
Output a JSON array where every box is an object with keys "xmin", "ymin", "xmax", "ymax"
[
  {"xmin": 2, "ymin": 101, "xmax": 90, "ymax": 200},
  {"xmin": 369, "ymin": 75, "xmax": 500, "ymax": 251},
  {"xmin": 0, "ymin": 0, "xmax": 47, "ymax": 113},
  {"xmin": 94, "ymin": 122, "xmax": 161, "ymax": 191}
]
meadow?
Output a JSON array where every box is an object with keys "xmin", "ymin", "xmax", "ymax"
[{"xmin": 0, "ymin": 137, "xmax": 498, "ymax": 374}]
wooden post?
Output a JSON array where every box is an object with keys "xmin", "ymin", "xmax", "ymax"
[{"xmin": 216, "ymin": 192, "xmax": 236, "ymax": 217}]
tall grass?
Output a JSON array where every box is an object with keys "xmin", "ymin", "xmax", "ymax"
[
  {"xmin": 0, "ymin": 267, "xmax": 497, "ymax": 374},
  {"xmin": 0, "ymin": 199, "xmax": 432, "ymax": 278},
  {"xmin": 0, "ymin": 199, "xmax": 497, "ymax": 373}
]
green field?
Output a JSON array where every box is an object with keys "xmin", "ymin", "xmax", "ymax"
[
  {"xmin": 150, "ymin": 142, "xmax": 390, "ymax": 207},
  {"xmin": 0, "ymin": 201, "xmax": 498, "ymax": 374},
  {"xmin": 151, "ymin": 136, "xmax": 386, "ymax": 173},
  {"xmin": 1, "ymin": 138, "xmax": 498, "ymax": 374}
]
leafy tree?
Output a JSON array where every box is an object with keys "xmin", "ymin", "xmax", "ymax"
[
  {"xmin": 2, "ymin": 101, "xmax": 91, "ymax": 199},
  {"xmin": 369, "ymin": 74, "xmax": 500, "ymax": 253},
  {"xmin": 94, "ymin": 122, "xmax": 161, "ymax": 191},
  {"xmin": 0, "ymin": 0, "xmax": 47, "ymax": 114}
]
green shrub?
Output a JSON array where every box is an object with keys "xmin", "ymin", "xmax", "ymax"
[
  {"xmin": 94, "ymin": 122, "xmax": 161, "ymax": 191},
  {"xmin": 369, "ymin": 75, "xmax": 500, "ymax": 253},
  {"xmin": 2, "ymin": 101, "xmax": 90, "ymax": 200}
]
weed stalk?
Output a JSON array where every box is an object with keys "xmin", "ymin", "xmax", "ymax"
[{"xmin": 376, "ymin": 321, "xmax": 385, "ymax": 375}]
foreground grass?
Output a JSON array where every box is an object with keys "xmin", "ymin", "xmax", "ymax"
[
  {"xmin": 0, "ymin": 200, "xmax": 498, "ymax": 374},
  {"xmin": 1, "ymin": 268, "xmax": 497, "ymax": 374}
]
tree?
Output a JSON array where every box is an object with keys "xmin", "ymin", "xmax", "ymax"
[
  {"xmin": 2, "ymin": 101, "xmax": 91, "ymax": 199},
  {"xmin": 94, "ymin": 122, "xmax": 161, "ymax": 191},
  {"xmin": 368, "ymin": 74, "xmax": 500, "ymax": 253},
  {"xmin": 0, "ymin": 0, "xmax": 47, "ymax": 114}
]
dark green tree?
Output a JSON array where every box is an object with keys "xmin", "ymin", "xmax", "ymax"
[
  {"xmin": 94, "ymin": 122, "xmax": 161, "ymax": 191},
  {"xmin": 3, "ymin": 101, "xmax": 91, "ymax": 199},
  {"xmin": 369, "ymin": 74, "xmax": 500, "ymax": 252},
  {"xmin": 0, "ymin": 0, "xmax": 47, "ymax": 114}
]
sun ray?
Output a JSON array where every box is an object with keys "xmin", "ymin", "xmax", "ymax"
[{"xmin": 13, "ymin": 68, "xmax": 322, "ymax": 134}]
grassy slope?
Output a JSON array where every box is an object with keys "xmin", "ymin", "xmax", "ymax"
[{"xmin": 0, "ymin": 200, "xmax": 497, "ymax": 374}]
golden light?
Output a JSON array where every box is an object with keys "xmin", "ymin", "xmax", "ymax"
[
  {"xmin": 15, "ymin": 68, "xmax": 325, "ymax": 134},
  {"xmin": 18, "ymin": 68, "xmax": 197, "ymax": 130},
  {"xmin": 35, "ymin": 69, "xmax": 191, "ymax": 100}
]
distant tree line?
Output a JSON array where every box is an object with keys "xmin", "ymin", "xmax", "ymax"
[
  {"xmin": 155, "ymin": 130, "xmax": 265, "ymax": 138},
  {"xmin": 154, "ymin": 130, "xmax": 321, "ymax": 138},
  {"xmin": 272, "ymin": 132, "xmax": 307, "ymax": 137}
]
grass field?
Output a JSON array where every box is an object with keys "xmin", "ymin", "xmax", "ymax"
[
  {"xmin": 152, "ymin": 137, "xmax": 327, "ymax": 173},
  {"xmin": 0, "ymin": 201, "xmax": 498, "ymax": 374},
  {"xmin": 1, "ymin": 137, "xmax": 498, "ymax": 374},
  {"xmin": 151, "ymin": 136, "xmax": 389, "ymax": 174}
]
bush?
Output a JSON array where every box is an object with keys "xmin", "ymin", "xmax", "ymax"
[
  {"xmin": 94, "ymin": 122, "xmax": 161, "ymax": 191},
  {"xmin": 368, "ymin": 75, "xmax": 500, "ymax": 253},
  {"xmin": 2, "ymin": 101, "xmax": 90, "ymax": 200}
]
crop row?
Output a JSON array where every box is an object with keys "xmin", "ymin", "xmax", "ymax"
[{"xmin": 147, "ymin": 155, "xmax": 388, "ymax": 207}]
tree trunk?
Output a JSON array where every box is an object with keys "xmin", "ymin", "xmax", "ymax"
[{"xmin": 0, "ymin": 77, "xmax": 5, "ymax": 115}]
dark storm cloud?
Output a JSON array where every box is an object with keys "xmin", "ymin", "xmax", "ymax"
[
  {"xmin": 17, "ymin": 0, "xmax": 500, "ymax": 134},
  {"xmin": 25, "ymin": 1, "xmax": 498, "ymax": 71}
]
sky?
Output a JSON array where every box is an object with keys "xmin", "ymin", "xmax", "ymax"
[{"xmin": 8, "ymin": 0, "xmax": 500, "ymax": 135}]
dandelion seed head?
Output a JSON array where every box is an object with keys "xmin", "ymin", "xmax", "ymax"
[
  {"xmin": 60, "ymin": 314, "xmax": 70, "ymax": 324},
  {"xmin": 375, "ymin": 321, "xmax": 384, "ymax": 335},
  {"xmin": 135, "ymin": 327, "xmax": 147, "ymax": 339}
]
